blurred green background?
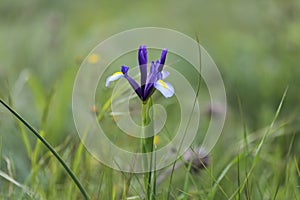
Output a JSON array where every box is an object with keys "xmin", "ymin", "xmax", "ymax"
[{"xmin": 0, "ymin": 0, "xmax": 299, "ymax": 199}]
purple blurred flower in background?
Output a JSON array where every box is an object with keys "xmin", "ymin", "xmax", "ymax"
[{"xmin": 106, "ymin": 45, "xmax": 174, "ymax": 102}]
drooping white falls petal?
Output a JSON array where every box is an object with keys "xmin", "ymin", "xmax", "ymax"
[
  {"xmin": 105, "ymin": 72, "xmax": 123, "ymax": 87},
  {"xmin": 154, "ymin": 80, "xmax": 174, "ymax": 98}
]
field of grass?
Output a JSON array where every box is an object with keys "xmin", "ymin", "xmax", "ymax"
[{"xmin": 0, "ymin": 0, "xmax": 299, "ymax": 199}]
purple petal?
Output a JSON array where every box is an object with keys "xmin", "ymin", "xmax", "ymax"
[
  {"xmin": 155, "ymin": 60, "xmax": 160, "ymax": 73},
  {"xmin": 121, "ymin": 65, "xmax": 143, "ymax": 99},
  {"xmin": 158, "ymin": 48, "xmax": 168, "ymax": 72},
  {"xmin": 121, "ymin": 65, "xmax": 129, "ymax": 74},
  {"xmin": 146, "ymin": 61, "xmax": 157, "ymax": 84},
  {"xmin": 138, "ymin": 45, "xmax": 148, "ymax": 87},
  {"xmin": 157, "ymin": 72, "xmax": 162, "ymax": 80},
  {"xmin": 143, "ymin": 83, "xmax": 155, "ymax": 101},
  {"xmin": 138, "ymin": 45, "xmax": 148, "ymax": 66},
  {"xmin": 123, "ymin": 72, "xmax": 143, "ymax": 100},
  {"xmin": 150, "ymin": 61, "xmax": 155, "ymax": 74},
  {"xmin": 144, "ymin": 61, "xmax": 157, "ymax": 98}
]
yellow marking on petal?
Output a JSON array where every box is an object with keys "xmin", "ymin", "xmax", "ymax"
[
  {"xmin": 88, "ymin": 53, "xmax": 100, "ymax": 64},
  {"xmin": 158, "ymin": 80, "xmax": 167, "ymax": 89},
  {"xmin": 112, "ymin": 72, "xmax": 123, "ymax": 76}
]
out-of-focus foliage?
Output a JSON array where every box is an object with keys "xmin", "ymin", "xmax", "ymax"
[{"xmin": 0, "ymin": 0, "xmax": 299, "ymax": 199}]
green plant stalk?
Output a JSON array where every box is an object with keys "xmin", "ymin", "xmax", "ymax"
[
  {"xmin": 228, "ymin": 87, "xmax": 288, "ymax": 200},
  {"xmin": 151, "ymin": 145, "xmax": 157, "ymax": 200},
  {"xmin": 67, "ymin": 136, "xmax": 85, "ymax": 200},
  {"xmin": 167, "ymin": 36, "xmax": 203, "ymax": 200},
  {"xmin": 141, "ymin": 98, "xmax": 155, "ymax": 199},
  {"xmin": 183, "ymin": 159, "xmax": 193, "ymax": 200},
  {"xmin": 0, "ymin": 98, "xmax": 90, "ymax": 200},
  {"xmin": 141, "ymin": 100, "xmax": 148, "ymax": 199}
]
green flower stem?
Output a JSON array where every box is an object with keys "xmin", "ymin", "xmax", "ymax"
[
  {"xmin": 141, "ymin": 100, "xmax": 148, "ymax": 198},
  {"xmin": 141, "ymin": 98, "xmax": 155, "ymax": 200},
  {"xmin": 0, "ymin": 99, "xmax": 90, "ymax": 200}
]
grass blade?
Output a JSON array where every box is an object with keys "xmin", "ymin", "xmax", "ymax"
[
  {"xmin": 229, "ymin": 87, "xmax": 288, "ymax": 199},
  {"xmin": 0, "ymin": 98, "xmax": 90, "ymax": 200}
]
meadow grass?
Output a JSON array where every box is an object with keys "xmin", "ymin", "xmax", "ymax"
[{"xmin": 0, "ymin": 78, "xmax": 299, "ymax": 199}]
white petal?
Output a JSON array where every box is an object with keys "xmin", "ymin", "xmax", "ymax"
[
  {"xmin": 105, "ymin": 72, "xmax": 123, "ymax": 87},
  {"xmin": 154, "ymin": 80, "xmax": 174, "ymax": 98},
  {"xmin": 161, "ymin": 71, "xmax": 170, "ymax": 79}
]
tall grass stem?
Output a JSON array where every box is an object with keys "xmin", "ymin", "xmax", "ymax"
[{"xmin": 0, "ymin": 98, "xmax": 90, "ymax": 200}]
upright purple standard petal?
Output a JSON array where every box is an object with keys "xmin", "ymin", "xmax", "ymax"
[
  {"xmin": 149, "ymin": 60, "xmax": 156, "ymax": 74},
  {"xmin": 146, "ymin": 61, "xmax": 158, "ymax": 84},
  {"xmin": 121, "ymin": 66, "xmax": 143, "ymax": 99},
  {"xmin": 144, "ymin": 61, "xmax": 157, "ymax": 99},
  {"xmin": 157, "ymin": 48, "xmax": 168, "ymax": 72},
  {"xmin": 138, "ymin": 45, "xmax": 148, "ymax": 88},
  {"xmin": 144, "ymin": 48, "xmax": 169, "ymax": 100}
]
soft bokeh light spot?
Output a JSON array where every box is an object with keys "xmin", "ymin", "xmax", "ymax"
[
  {"xmin": 154, "ymin": 135, "xmax": 160, "ymax": 146},
  {"xmin": 88, "ymin": 53, "xmax": 100, "ymax": 64}
]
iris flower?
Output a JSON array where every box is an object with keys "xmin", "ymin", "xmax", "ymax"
[{"xmin": 106, "ymin": 45, "xmax": 174, "ymax": 102}]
